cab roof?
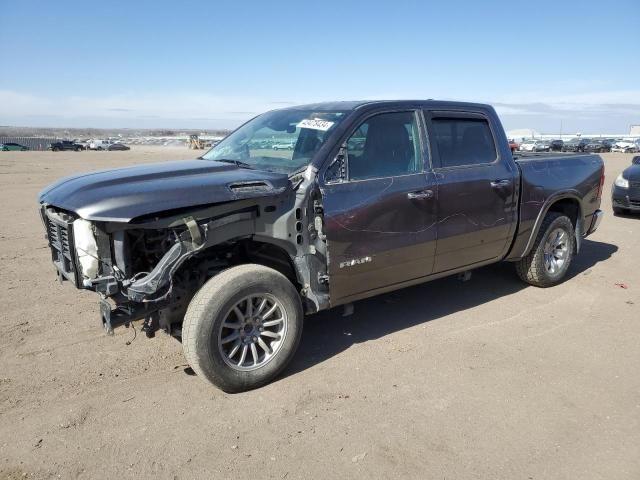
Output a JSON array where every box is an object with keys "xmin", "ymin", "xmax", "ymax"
[{"xmin": 286, "ymin": 99, "xmax": 494, "ymax": 112}]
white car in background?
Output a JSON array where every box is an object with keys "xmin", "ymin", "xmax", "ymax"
[
  {"xmin": 89, "ymin": 139, "xmax": 116, "ymax": 150},
  {"xmin": 272, "ymin": 142, "xmax": 295, "ymax": 150},
  {"xmin": 611, "ymin": 139, "xmax": 640, "ymax": 153},
  {"xmin": 520, "ymin": 139, "xmax": 550, "ymax": 152}
]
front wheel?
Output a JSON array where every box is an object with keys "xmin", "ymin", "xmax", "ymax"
[
  {"xmin": 182, "ymin": 264, "xmax": 303, "ymax": 392},
  {"xmin": 515, "ymin": 212, "xmax": 575, "ymax": 287}
]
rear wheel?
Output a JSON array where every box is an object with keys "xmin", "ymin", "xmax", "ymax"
[
  {"xmin": 516, "ymin": 212, "xmax": 575, "ymax": 287},
  {"xmin": 182, "ymin": 264, "xmax": 303, "ymax": 393}
]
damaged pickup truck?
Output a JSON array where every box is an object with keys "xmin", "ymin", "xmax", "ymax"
[{"xmin": 39, "ymin": 100, "xmax": 605, "ymax": 392}]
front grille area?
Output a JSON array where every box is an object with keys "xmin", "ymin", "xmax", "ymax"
[{"xmin": 42, "ymin": 207, "xmax": 80, "ymax": 286}]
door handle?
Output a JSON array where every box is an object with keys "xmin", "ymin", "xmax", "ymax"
[
  {"xmin": 490, "ymin": 179, "xmax": 511, "ymax": 188},
  {"xmin": 407, "ymin": 190, "xmax": 434, "ymax": 200}
]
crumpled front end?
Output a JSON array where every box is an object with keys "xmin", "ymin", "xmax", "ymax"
[
  {"xmin": 40, "ymin": 205, "xmax": 121, "ymax": 294},
  {"xmin": 39, "ymin": 197, "xmax": 287, "ymax": 336}
]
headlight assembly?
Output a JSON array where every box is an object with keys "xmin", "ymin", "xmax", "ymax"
[
  {"xmin": 73, "ymin": 218, "xmax": 99, "ymax": 279},
  {"xmin": 614, "ymin": 174, "xmax": 629, "ymax": 189}
]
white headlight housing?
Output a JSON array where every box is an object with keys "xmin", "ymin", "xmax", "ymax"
[
  {"xmin": 614, "ymin": 174, "xmax": 629, "ymax": 189},
  {"xmin": 73, "ymin": 218, "xmax": 99, "ymax": 279}
]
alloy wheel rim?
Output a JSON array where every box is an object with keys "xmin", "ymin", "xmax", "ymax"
[
  {"xmin": 543, "ymin": 228, "xmax": 569, "ymax": 275},
  {"xmin": 218, "ymin": 294, "xmax": 288, "ymax": 371}
]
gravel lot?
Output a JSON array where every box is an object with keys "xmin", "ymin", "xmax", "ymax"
[{"xmin": 0, "ymin": 147, "xmax": 638, "ymax": 479}]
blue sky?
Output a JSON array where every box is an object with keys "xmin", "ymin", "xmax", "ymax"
[{"xmin": 2, "ymin": 0, "xmax": 639, "ymax": 133}]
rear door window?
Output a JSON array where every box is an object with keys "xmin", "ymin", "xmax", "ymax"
[{"xmin": 430, "ymin": 117, "xmax": 497, "ymax": 168}]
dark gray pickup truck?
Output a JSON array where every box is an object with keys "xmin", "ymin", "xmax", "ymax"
[{"xmin": 39, "ymin": 100, "xmax": 604, "ymax": 392}]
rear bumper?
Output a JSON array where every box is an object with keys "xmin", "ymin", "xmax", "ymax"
[{"xmin": 586, "ymin": 209, "xmax": 604, "ymax": 236}]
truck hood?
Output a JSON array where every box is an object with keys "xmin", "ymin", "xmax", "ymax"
[{"xmin": 39, "ymin": 159, "xmax": 291, "ymax": 222}]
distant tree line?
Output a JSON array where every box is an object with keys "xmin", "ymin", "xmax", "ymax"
[{"xmin": 0, "ymin": 126, "xmax": 231, "ymax": 138}]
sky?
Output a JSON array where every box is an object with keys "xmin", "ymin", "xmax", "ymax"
[{"xmin": 1, "ymin": 0, "xmax": 639, "ymax": 134}]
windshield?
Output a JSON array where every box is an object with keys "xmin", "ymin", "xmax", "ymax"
[{"xmin": 202, "ymin": 109, "xmax": 348, "ymax": 174}]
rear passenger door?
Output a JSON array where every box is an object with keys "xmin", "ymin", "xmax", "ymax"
[{"xmin": 425, "ymin": 111, "xmax": 517, "ymax": 273}]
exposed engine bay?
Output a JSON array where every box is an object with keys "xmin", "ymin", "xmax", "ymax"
[{"xmin": 40, "ymin": 167, "xmax": 330, "ymax": 337}]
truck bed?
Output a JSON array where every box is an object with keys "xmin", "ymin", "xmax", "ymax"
[{"xmin": 507, "ymin": 152, "xmax": 604, "ymax": 260}]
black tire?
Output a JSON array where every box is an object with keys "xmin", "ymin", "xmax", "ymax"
[
  {"xmin": 52, "ymin": 147, "xmax": 59, "ymax": 152},
  {"xmin": 75, "ymin": 147, "xmax": 81, "ymax": 152},
  {"xmin": 182, "ymin": 264, "xmax": 303, "ymax": 393},
  {"xmin": 515, "ymin": 212, "xmax": 575, "ymax": 287}
]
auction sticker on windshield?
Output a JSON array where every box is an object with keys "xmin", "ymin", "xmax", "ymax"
[{"xmin": 297, "ymin": 118, "xmax": 335, "ymax": 131}]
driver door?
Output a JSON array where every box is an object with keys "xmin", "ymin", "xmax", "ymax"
[{"xmin": 321, "ymin": 110, "xmax": 438, "ymax": 303}]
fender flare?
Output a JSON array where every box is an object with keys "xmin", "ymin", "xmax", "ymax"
[{"xmin": 520, "ymin": 191, "xmax": 584, "ymax": 258}]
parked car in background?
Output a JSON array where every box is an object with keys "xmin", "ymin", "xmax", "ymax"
[
  {"xmin": 49, "ymin": 140, "xmax": 84, "ymax": 152},
  {"xmin": 519, "ymin": 139, "xmax": 536, "ymax": 152},
  {"xmin": 549, "ymin": 139, "xmax": 564, "ymax": 151},
  {"xmin": 1, "ymin": 142, "xmax": 29, "ymax": 151},
  {"xmin": 38, "ymin": 99, "xmax": 605, "ymax": 392},
  {"xmin": 508, "ymin": 139, "xmax": 520, "ymax": 152},
  {"xmin": 562, "ymin": 138, "xmax": 589, "ymax": 152},
  {"xmin": 611, "ymin": 139, "xmax": 640, "ymax": 153},
  {"xmin": 612, "ymin": 156, "xmax": 640, "ymax": 215},
  {"xmin": 89, "ymin": 140, "xmax": 115, "ymax": 150},
  {"xmin": 584, "ymin": 139, "xmax": 611, "ymax": 153},
  {"xmin": 107, "ymin": 143, "xmax": 130, "ymax": 151},
  {"xmin": 272, "ymin": 142, "xmax": 294, "ymax": 150},
  {"xmin": 519, "ymin": 139, "xmax": 550, "ymax": 152},
  {"xmin": 537, "ymin": 139, "xmax": 551, "ymax": 151}
]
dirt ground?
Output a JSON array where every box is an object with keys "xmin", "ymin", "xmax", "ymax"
[{"xmin": 0, "ymin": 147, "xmax": 638, "ymax": 480}]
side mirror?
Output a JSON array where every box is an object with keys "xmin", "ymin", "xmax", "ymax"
[
  {"xmin": 325, "ymin": 144, "xmax": 348, "ymax": 183},
  {"xmin": 633, "ymin": 156, "xmax": 640, "ymax": 166}
]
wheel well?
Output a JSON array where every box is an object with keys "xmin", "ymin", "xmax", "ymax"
[
  {"xmin": 547, "ymin": 198, "xmax": 580, "ymax": 227},
  {"xmin": 240, "ymin": 240, "xmax": 299, "ymax": 288}
]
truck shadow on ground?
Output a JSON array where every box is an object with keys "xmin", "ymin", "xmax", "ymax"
[{"xmin": 281, "ymin": 239, "xmax": 618, "ymax": 380}]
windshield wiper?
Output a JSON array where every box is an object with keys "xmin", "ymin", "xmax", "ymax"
[{"xmin": 214, "ymin": 159, "xmax": 256, "ymax": 169}]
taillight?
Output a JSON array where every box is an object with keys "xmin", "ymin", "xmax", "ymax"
[{"xmin": 596, "ymin": 170, "xmax": 605, "ymax": 200}]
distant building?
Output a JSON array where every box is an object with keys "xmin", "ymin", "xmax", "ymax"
[
  {"xmin": 630, "ymin": 125, "xmax": 640, "ymax": 136},
  {"xmin": 506, "ymin": 128, "xmax": 541, "ymax": 140}
]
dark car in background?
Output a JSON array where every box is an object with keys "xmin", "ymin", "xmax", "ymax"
[
  {"xmin": 1, "ymin": 142, "xmax": 29, "ymax": 151},
  {"xmin": 49, "ymin": 140, "xmax": 85, "ymax": 152},
  {"xmin": 107, "ymin": 143, "xmax": 131, "ymax": 151},
  {"xmin": 584, "ymin": 139, "xmax": 611, "ymax": 153},
  {"xmin": 612, "ymin": 156, "xmax": 640, "ymax": 215},
  {"xmin": 562, "ymin": 137, "xmax": 589, "ymax": 152},
  {"xmin": 549, "ymin": 139, "xmax": 564, "ymax": 151}
]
